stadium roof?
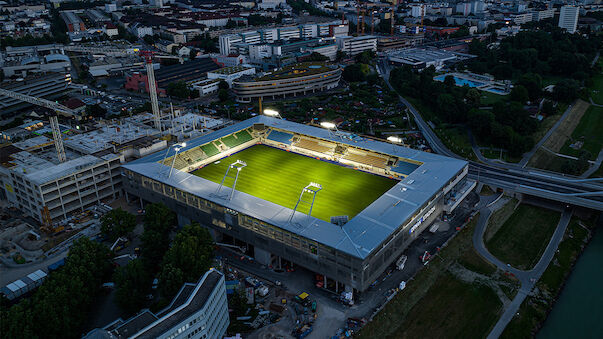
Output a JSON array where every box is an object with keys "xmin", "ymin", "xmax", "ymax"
[{"xmin": 124, "ymin": 116, "xmax": 467, "ymax": 259}]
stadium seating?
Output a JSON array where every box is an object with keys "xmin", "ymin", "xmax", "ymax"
[
  {"xmin": 295, "ymin": 138, "xmax": 333, "ymax": 153},
  {"xmin": 390, "ymin": 160, "xmax": 420, "ymax": 176},
  {"xmin": 344, "ymin": 151, "xmax": 388, "ymax": 168},
  {"xmin": 201, "ymin": 143, "xmax": 220, "ymax": 157},
  {"xmin": 267, "ymin": 130, "xmax": 294, "ymax": 145},
  {"xmin": 221, "ymin": 129, "xmax": 254, "ymax": 148},
  {"xmin": 183, "ymin": 147, "xmax": 207, "ymax": 163}
]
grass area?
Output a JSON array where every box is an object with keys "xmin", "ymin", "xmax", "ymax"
[
  {"xmin": 484, "ymin": 197, "xmax": 518, "ymax": 242},
  {"xmin": 458, "ymin": 248, "xmax": 497, "ymax": 276},
  {"xmin": 559, "ymin": 106, "xmax": 603, "ymax": 160},
  {"xmin": 480, "ymin": 92, "xmax": 506, "ymax": 106},
  {"xmin": 529, "ymin": 149, "xmax": 585, "ymax": 175},
  {"xmin": 356, "ymin": 213, "xmax": 506, "ymax": 338},
  {"xmin": 435, "ymin": 126, "xmax": 476, "ymax": 160},
  {"xmin": 589, "ymin": 59, "xmax": 603, "ymax": 105},
  {"xmin": 486, "ymin": 204, "xmax": 560, "ymax": 270},
  {"xmin": 192, "ymin": 145, "xmax": 397, "ymax": 222},
  {"xmin": 501, "ymin": 216, "xmax": 596, "ymax": 338},
  {"xmin": 396, "ymin": 273, "xmax": 502, "ymax": 339}
]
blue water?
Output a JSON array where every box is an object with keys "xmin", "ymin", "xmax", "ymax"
[
  {"xmin": 434, "ymin": 75, "xmax": 485, "ymax": 88},
  {"xmin": 537, "ymin": 225, "xmax": 603, "ymax": 338},
  {"xmin": 486, "ymin": 88, "xmax": 508, "ymax": 94}
]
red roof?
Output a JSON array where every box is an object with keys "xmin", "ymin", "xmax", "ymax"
[{"xmin": 62, "ymin": 98, "xmax": 86, "ymax": 109}]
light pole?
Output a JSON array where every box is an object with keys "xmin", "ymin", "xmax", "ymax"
[
  {"xmin": 263, "ymin": 109, "xmax": 282, "ymax": 119},
  {"xmin": 163, "ymin": 142, "xmax": 186, "ymax": 178},
  {"xmin": 387, "ymin": 135, "xmax": 404, "ymax": 152}
]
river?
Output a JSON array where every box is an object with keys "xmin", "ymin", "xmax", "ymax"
[{"xmin": 537, "ymin": 225, "xmax": 603, "ymax": 338}]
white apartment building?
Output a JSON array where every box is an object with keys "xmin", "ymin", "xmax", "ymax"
[
  {"xmin": 558, "ymin": 6, "xmax": 579, "ymax": 33},
  {"xmin": 84, "ymin": 270, "xmax": 229, "ymax": 339},
  {"xmin": 336, "ymin": 35, "xmax": 377, "ymax": 56},
  {"xmin": 191, "ymin": 79, "xmax": 220, "ymax": 96},
  {"xmin": 532, "ymin": 8, "xmax": 555, "ymax": 21},
  {"xmin": 130, "ymin": 23, "xmax": 153, "ymax": 38},
  {"xmin": 411, "ymin": 5, "xmax": 423, "ymax": 18}
]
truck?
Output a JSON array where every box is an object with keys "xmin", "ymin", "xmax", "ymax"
[
  {"xmin": 257, "ymin": 285, "xmax": 269, "ymax": 297},
  {"xmin": 395, "ymin": 255, "xmax": 408, "ymax": 271}
]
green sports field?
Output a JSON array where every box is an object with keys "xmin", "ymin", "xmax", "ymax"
[{"xmin": 192, "ymin": 145, "xmax": 397, "ymax": 222}]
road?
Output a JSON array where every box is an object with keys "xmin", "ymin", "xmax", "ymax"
[
  {"xmin": 377, "ymin": 60, "xmax": 603, "ymax": 211},
  {"xmin": 471, "ymin": 197, "xmax": 572, "ymax": 338}
]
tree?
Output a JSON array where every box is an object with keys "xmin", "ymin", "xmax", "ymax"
[
  {"xmin": 158, "ymin": 223, "xmax": 214, "ymax": 299},
  {"xmin": 167, "ymin": 81, "xmax": 192, "ymax": 99},
  {"xmin": 306, "ymin": 52, "xmax": 329, "ymax": 62},
  {"xmin": 229, "ymin": 290, "xmax": 248, "ymax": 315},
  {"xmin": 1, "ymin": 238, "xmax": 112, "ymax": 338},
  {"xmin": 509, "ymin": 85, "xmax": 529, "ymax": 104},
  {"xmin": 85, "ymin": 103, "xmax": 107, "ymax": 118},
  {"xmin": 342, "ymin": 63, "xmax": 370, "ymax": 82},
  {"xmin": 465, "ymin": 88, "xmax": 481, "ymax": 108},
  {"xmin": 218, "ymin": 80, "xmax": 229, "ymax": 90},
  {"xmin": 100, "ymin": 208, "xmax": 136, "ymax": 241},
  {"xmin": 218, "ymin": 89, "xmax": 229, "ymax": 102},
  {"xmin": 114, "ymin": 259, "xmax": 152, "ymax": 314},
  {"xmin": 354, "ymin": 50, "xmax": 375, "ymax": 65},
  {"xmin": 141, "ymin": 203, "xmax": 175, "ymax": 271},
  {"xmin": 517, "ymin": 73, "xmax": 542, "ymax": 101},
  {"xmin": 336, "ymin": 51, "xmax": 347, "ymax": 61},
  {"xmin": 552, "ymin": 79, "xmax": 579, "ymax": 102}
]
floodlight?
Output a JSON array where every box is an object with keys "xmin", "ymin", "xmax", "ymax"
[
  {"xmin": 181, "ymin": 142, "xmax": 187, "ymax": 147},
  {"xmin": 263, "ymin": 109, "xmax": 280, "ymax": 117},
  {"xmin": 320, "ymin": 122, "xmax": 337, "ymax": 129},
  {"xmin": 387, "ymin": 136, "xmax": 403, "ymax": 143}
]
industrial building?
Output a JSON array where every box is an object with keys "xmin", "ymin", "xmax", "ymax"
[
  {"xmin": 231, "ymin": 62, "xmax": 341, "ymax": 102},
  {"xmin": 84, "ymin": 269, "xmax": 229, "ymax": 339},
  {"xmin": 386, "ymin": 47, "xmax": 474, "ymax": 70},
  {"xmin": 125, "ymin": 57, "xmax": 219, "ymax": 95},
  {"xmin": 0, "ymin": 118, "xmax": 163, "ymax": 223},
  {"xmin": 0, "ymin": 73, "xmax": 72, "ymax": 119},
  {"xmin": 121, "ymin": 116, "xmax": 474, "ymax": 294}
]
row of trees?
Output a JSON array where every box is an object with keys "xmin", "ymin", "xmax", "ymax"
[
  {"xmin": 1, "ymin": 238, "xmax": 113, "ymax": 338},
  {"xmin": 112, "ymin": 203, "xmax": 215, "ymax": 314},
  {"xmin": 390, "ymin": 66, "xmax": 537, "ymax": 156},
  {"xmin": 467, "ymin": 27, "xmax": 600, "ymax": 82}
]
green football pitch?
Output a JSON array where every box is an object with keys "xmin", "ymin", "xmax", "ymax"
[{"xmin": 192, "ymin": 145, "xmax": 397, "ymax": 222}]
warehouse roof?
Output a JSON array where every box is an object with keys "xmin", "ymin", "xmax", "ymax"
[{"xmin": 124, "ymin": 116, "xmax": 467, "ymax": 259}]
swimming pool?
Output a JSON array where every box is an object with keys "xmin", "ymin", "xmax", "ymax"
[{"xmin": 434, "ymin": 74, "xmax": 485, "ymax": 88}]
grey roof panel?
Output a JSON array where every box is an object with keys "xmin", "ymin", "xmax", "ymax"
[{"xmin": 124, "ymin": 116, "xmax": 467, "ymax": 259}]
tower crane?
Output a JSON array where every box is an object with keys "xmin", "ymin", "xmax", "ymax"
[
  {"xmin": 0, "ymin": 88, "xmax": 73, "ymax": 162},
  {"xmin": 63, "ymin": 45, "xmax": 182, "ymax": 131}
]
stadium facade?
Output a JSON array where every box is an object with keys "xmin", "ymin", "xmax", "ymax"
[
  {"xmin": 232, "ymin": 63, "xmax": 341, "ymax": 102},
  {"xmin": 122, "ymin": 116, "xmax": 474, "ymax": 293}
]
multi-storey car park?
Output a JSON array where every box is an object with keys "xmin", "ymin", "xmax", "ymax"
[
  {"xmin": 122, "ymin": 116, "xmax": 475, "ymax": 294},
  {"xmin": 232, "ymin": 62, "xmax": 342, "ymax": 102}
]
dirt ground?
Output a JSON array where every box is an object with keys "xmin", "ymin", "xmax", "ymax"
[{"xmin": 529, "ymin": 100, "xmax": 590, "ymax": 168}]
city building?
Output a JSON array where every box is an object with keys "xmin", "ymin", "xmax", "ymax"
[
  {"xmin": 84, "ymin": 269, "xmax": 229, "ymax": 339},
  {"xmin": 377, "ymin": 36, "xmax": 424, "ymax": 51},
  {"xmin": 559, "ymin": 6, "xmax": 579, "ymax": 33},
  {"xmin": 386, "ymin": 47, "xmax": 474, "ymax": 70},
  {"xmin": 0, "ymin": 119, "xmax": 162, "ymax": 223},
  {"xmin": 60, "ymin": 11, "xmax": 85, "ymax": 32},
  {"xmin": 1, "ymin": 44, "xmax": 71, "ymax": 77},
  {"xmin": 121, "ymin": 116, "xmax": 473, "ymax": 294},
  {"xmin": 231, "ymin": 62, "xmax": 341, "ymax": 102},
  {"xmin": 0, "ymin": 73, "xmax": 72, "ymax": 119},
  {"xmin": 191, "ymin": 79, "xmax": 221, "ymax": 96},
  {"xmin": 129, "ymin": 22, "xmax": 154, "ymax": 38},
  {"xmin": 125, "ymin": 58, "xmax": 219, "ymax": 95},
  {"xmin": 207, "ymin": 66, "xmax": 256, "ymax": 86},
  {"xmin": 336, "ymin": 35, "xmax": 377, "ymax": 56}
]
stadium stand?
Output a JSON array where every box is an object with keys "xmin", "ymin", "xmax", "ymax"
[
  {"xmin": 201, "ymin": 143, "xmax": 220, "ymax": 157},
  {"xmin": 221, "ymin": 129, "xmax": 254, "ymax": 148},
  {"xmin": 267, "ymin": 130, "xmax": 294, "ymax": 145},
  {"xmin": 390, "ymin": 160, "xmax": 420, "ymax": 176},
  {"xmin": 295, "ymin": 137, "xmax": 333, "ymax": 153},
  {"xmin": 344, "ymin": 151, "xmax": 388, "ymax": 168},
  {"xmin": 183, "ymin": 147, "xmax": 207, "ymax": 163}
]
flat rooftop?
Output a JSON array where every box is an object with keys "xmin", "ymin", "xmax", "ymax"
[
  {"xmin": 256, "ymin": 62, "xmax": 338, "ymax": 81},
  {"xmin": 209, "ymin": 65, "xmax": 253, "ymax": 75},
  {"xmin": 124, "ymin": 116, "xmax": 467, "ymax": 259}
]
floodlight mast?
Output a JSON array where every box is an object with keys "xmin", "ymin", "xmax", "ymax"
[
  {"xmin": 320, "ymin": 121, "xmax": 343, "ymax": 140},
  {"xmin": 289, "ymin": 182, "xmax": 323, "ymax": 224},
  {"xmin": 263, "ymin": 109, "xmax": 282, "ymax": 119},
  {"xmin": 216, "ymin": 160, "xmax": 247, "ymax": 201},
  {"xmin": 387, "ymin": 135, "xmax": 404, "ymax": 152},
  {"xmin": 160, "ymin": 142, "xmax": 186, "ymax": 177}
]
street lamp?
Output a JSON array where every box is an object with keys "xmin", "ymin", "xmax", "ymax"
[{"xmin": 263, "ymin": 109, "xmax": 282, "ymax": 119}]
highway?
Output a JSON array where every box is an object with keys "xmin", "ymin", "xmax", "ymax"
[{"xmin": 378, "ymin": 60, "xmax": 603, "ymax": 211}]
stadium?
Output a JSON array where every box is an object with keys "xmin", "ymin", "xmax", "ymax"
[{"xmin": 122, "ymin": 116, "xmax": 473, "ymax": 293}]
